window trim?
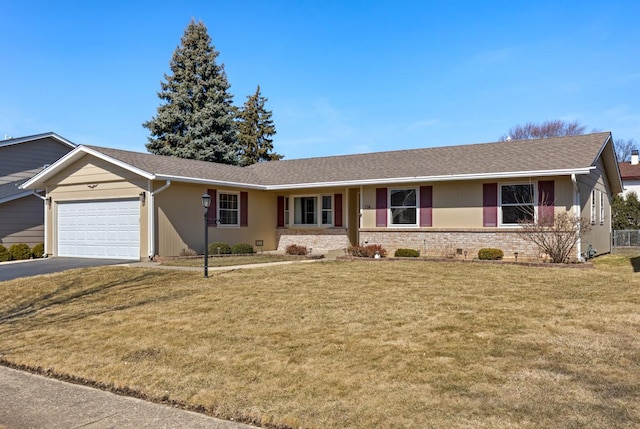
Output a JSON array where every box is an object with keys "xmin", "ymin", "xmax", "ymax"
[
  {"xmin": 291, "ymin": 194, "xmax": 334, "ymax": 227},
  {"xmin": 388, "ymin": 187, "xmax": 419, "ymax": 227},
  {"xmin": 217, "ymin": 190, "xmax": 240, "ymax": 227},
  {"xmin": 498, "ymin": 182, "xmax": 536, "ymax": 226},
  {"xmin": 599, "ymin": 190, "xmax": 605, "ymax": 225},
  {"xmin": 590, "ymin": 190, "xmax": 597, "ymax": 225}
]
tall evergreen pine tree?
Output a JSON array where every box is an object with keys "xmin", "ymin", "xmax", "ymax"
[
  {"xmin": 143, "ymin": 20, "xmax": 240, "ymax": 165},
  {"xmin": 237, "ymin": 85, "xmax": 282, "ymax": 166}
]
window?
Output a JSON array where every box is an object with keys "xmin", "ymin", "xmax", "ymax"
[
  {"xmin": 322, "ymin": 195, "xmax": 333, "ymax": 225},
  {"xmin": 500, "ymin": 184, "xmax": 534, "ymax": 225},
  {"xmin": 599, "ymin": 191, "xmax": 605, "ymax": 225},
  {"xmin": 293, "ymin": 195, "xmax": 333, "ymax": 226},
  {"xmin": 218, "ymin": 192, "xmax": 239, "ymax": 226},
  {"xmin": 284, "ymin": 197, "xmax": 290, "ymax": 226},
  {"xmin": 591, "ymin": 190, "xmax": 596, "ymax": 224},
  {"xmin": 390, "ymin": 188, "xmax": 417, "ymax": 226}
]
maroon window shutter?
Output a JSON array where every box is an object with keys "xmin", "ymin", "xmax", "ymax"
[
  {"xmin": 420, "ymin": 186, "xmax": 433, "ymax": 227},
  {"xmin": 207, "ymin": 189, "xmax": 217, "ymax": 227},
  {"xmin": 334, "ymin": 193, "xmax": 343, "ymax": 227},
  {"xmin": 483, "ymin": 183, "xmax": 497, "ymax": 227},
  {"xmin": 240, "ymin": 192, "xmax": 248, "ymax": 227},
  {"xmin": 277, "ymin": 196, "xmax": 285, "ymax": 227},
  {"xmin": 376, "ymin": 188, "xmax": 387, "ymax": 227},
  {"xmin": 538, "ymin": 180, "xmax": 555, "ymax": 225}
]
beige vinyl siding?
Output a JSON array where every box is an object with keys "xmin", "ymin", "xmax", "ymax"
[
  {"xmin": 0, "ymin": 138, "xmax": 71, "ymax": 185},
  {"xmin": 361, "ymin": 178, "xmax": 576, "ymax": 229},
  {"xmin": 577, "ymin": 159, "xmax": 612, "ymax": 255},
  {"xmin": 0, "ymin": 196, "xmax": 44, "ymax": 246},
  {"xmin": 156, "ymin": 185, "xmax": 278, "ymax": 256},
  {"xmin": 46, "ymin": 156, "xmax": 148, "ymax": 258}
]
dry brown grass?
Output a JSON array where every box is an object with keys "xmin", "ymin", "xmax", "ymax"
[{"xmin": 1, "ymin": 256, "xmax": 639, "ymax": 428}]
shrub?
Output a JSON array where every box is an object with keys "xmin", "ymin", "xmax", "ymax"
[
  {"xmin": 232, "ymin": 243, "xmax": 254, "ymax": 254},
  {"xmin": 208, "ymin": 242, "xmax": 232, "ymax": 255},
  {"xmin": 394, "ymin": 248, "xmax": 420, "ymax": 258},
  {"xmin": 286, "ymin": 244, "xmax": 308, "ymax": 256},
  {"xmin": 478, "ymin": 248, "xmax": 504, "ymax": 260},
  {"xmin": 0, "ymin": 244, "xmax": 9, "ymax": 262},
  {"xmin": 179, "ymin": 248, "xmax": 198, "ymax": 257},
  {"xmin": 347, "ymin": 244, "xmax": 387, "ymax": 258},
  {"xmin": 9, "ymin": 243, "xmax": 31, "ymax": 260},
  {"xmin": 31, "ymin": 243, "xmax": 45, "ymax": 258}
]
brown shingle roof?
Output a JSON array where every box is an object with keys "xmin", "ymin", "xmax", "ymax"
[
  {"xmin": 248, "ymin": 132, "xmax": 611, "ymax": 186},
  {"xmin": 82, "ymin": 132, "xmax": 613, "ymax": 189},
  {"xmin": 618, "ymin": 162, "xmax": 640, "ymax": 180}
]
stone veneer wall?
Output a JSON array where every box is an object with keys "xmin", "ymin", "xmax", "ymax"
[
  {"xmin": 359, "ymin": 229, "xmax": 542, "ymax": 260},
  {"xmin": 276, "ymin": 228, "xmax": 351, "ymax": 253}
]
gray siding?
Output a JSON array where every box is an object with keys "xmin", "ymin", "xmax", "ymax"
[
  {"xmin": 0, "ymin": 195, "xmax": 44, "ymax": 247},
  {"xmin": 0, "ymin": 137, "xmax": 71, "ymax": 185}
]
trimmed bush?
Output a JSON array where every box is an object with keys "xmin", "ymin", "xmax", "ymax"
[
  {"xmin": 286, "ymin": 244, "xmax": 308, "ymax": 256},
  {"xmin": 394, "ymin": 248, "xmax": 420, "ymax": 258},
  {"xmin": 0, "ymin": 244, "xmax": 9, "ymax": 262},
  {"xmin": 9, "ymin": 243, "xmax": 31, "ymax": 260},
  {"xmin": 231, "ymin": 243, "xmax": 254, "ymax": 254},
  {"xmin": 31, "ymin": 243, "xmax": 45, "ymax": 259},
  {"xmin": 478, "ymin": 248, "xmax": 504, "ymax": 260},
  {"xmin": 208, "ymin": 242, "xmax": 232, "ymax": 255},
  {"xmin": 347, "ymin": 244, "xmax": 388, "ymax": 258}
]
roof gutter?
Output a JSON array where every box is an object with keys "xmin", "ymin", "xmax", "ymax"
[
  {"xmin": 264, "ymin": 167, "xmax": 596, "ymax": 191},
  {"xmin": 147, "ymin": 180, "xmax": 171, "ymax": 259}
]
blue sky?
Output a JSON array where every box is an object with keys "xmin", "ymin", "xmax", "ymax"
[{"xmin": 1, "ymin": 1, "xmax": 638, "ymax": 159}]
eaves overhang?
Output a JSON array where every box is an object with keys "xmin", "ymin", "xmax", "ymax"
[
  {"xmin": 153, "ymin": 174, "xmax": 265, "ymax": 190},
  {"xmin": 0, "ymin": 190, "xmax": 34, "ymax": 204},
  {"xmin": 0, "ymin": 132, "xmax": 76, "ymax": 150}
]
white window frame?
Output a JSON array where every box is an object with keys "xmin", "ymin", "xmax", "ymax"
[
  {"xmin": 590, "ymin": 190, "xmax": 596, "ymax": 225},
  {"xmin": 284, "ymin": 197, "xmax": 290, "ymax": 226},
  {"xmin": 389, "ymin": 187, "xmax": 419, "ymax": 227},
  {"xmin": 291, "ymin": 194, "xmax": 333, "ymax": 227},
  {"xmin": 499, "ymin": 183, "xmax": 536, "ymax": 226},
  {"xmin": 218, "ymin": 191, "xmax": 239, "ymax": 227},
  {"xmin": 599, "ymin": 191, "xmax": 605, "ymax": 225}
]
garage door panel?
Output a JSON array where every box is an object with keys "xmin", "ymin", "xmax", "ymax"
[{"xmin": 57, "ymin": 199, "xmax": 140, "ymax": 259}]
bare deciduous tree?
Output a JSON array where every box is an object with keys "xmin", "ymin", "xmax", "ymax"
[
  {"xmin": 519, "ymin": 213, "xmax": 591, "ymax": 263},
  {"xmin": 500, "ymin": 120, "xmax": 586, "ymax": 141},
  {"xmin": 614, "ymin": 138, "xmax": 638, "ymax": 162}
]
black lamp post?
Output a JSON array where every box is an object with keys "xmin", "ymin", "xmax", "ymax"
[{"xmin": 201, "ymin": 192, "xmax": 211, "ymax": 278}]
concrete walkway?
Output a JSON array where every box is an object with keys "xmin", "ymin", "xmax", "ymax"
[
  {"xmin": 0, "ymin": 365, "xmax": 255, "ymax": 429},
  {"xmin": 123, "ymin": 259, "xmax": 321, "ymax": 271}
]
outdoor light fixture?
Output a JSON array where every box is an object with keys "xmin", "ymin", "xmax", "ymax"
[
  {"xmin": 139, "ymin": 191, "xmax": 146, "ymax": 205},
  {"xmin": 514, "ymin": 251, "xmax": 519, "ymax": 262},
  {"xmin": 201, "ymin": 192, "xmax": 211, "ymax": 278}
]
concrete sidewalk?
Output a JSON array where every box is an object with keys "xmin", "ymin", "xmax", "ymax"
[
  {"xmin": 0, "ymin": 365, "xmax": 255, "ymax": 429},
  {"xmin": 123, "ymin": 259, "xmax": 321, "ymax": 271}
]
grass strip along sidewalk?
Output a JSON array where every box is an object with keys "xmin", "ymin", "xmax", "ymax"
[{"xmin": 1, "ymin": 255, "xmax": 639, "ymax": 428}]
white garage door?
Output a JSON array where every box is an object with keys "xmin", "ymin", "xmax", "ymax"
[{"xmin": 57, "ymin": 199, "xmax": 140, "ymax": 259}]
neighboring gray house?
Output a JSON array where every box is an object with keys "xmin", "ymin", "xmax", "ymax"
[{"xmin": 0, "ymin": 133, "xmax": 75, "ymax": 247}]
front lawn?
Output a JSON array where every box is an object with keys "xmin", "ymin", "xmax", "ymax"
[{"xmin": 1, "ymin": 257, "xmax": 639, "ymax": 428}]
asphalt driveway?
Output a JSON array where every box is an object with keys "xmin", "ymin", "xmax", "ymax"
[{"xmin": 0, "ymin": 257, "xmax": 136, "ymax": 282}]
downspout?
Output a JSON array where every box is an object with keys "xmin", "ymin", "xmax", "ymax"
[
  {"xmin": 148, "ymin": 180, "xmax": 171, "ymax": 260},
  {"xmin": 359, "ymin": 185, "xmax": 364, "ymax": 245},
  {"xmin": 32, "ymin": 191, "xmax": 49, "ymax": 257},
  {"xmin": 571, "ymin": 174, "xmax": 583, "ymax": 262}
]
